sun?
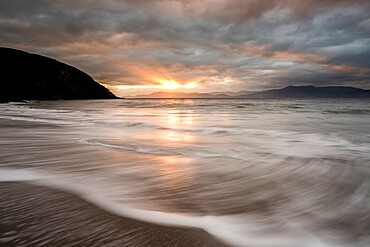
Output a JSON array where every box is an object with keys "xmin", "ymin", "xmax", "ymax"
[
  {"xmin": 112, "ymin": 79, "xmax": 198, "ymax": 92},
  {"xmin": 159, "ymin": 80, "xmax": 180, "ymax": 90},
  {"xmin": 156, "ymin": 79, "xmax": 197, "ymax": 90}
]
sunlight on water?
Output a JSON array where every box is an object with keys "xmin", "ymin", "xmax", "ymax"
[{"xmin": 0, "ymin": 99, "xmax": 370, "ymax": 247}]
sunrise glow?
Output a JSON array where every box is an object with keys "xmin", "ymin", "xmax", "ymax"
[
  {"xmin": 157, "ymin": 80, "xmax": 181, "ymax": 90},
  {"xmin": 4, "ymin": 0, "xmax": 369, "ymax": 97},
  {"xmin": 114, "ymin": 79, "xmax": 197, "ymax": 91}
]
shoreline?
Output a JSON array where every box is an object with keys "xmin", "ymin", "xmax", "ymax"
[{"xmin": 0, "ymin": 182, "xmax": 230, "ymax": 247}]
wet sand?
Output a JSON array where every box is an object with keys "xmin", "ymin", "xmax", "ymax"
[{"xmin": 0, "ymin": 182, "xmax": 230, "ymax": 247}]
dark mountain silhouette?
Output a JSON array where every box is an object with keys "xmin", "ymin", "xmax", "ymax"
[
  {"xmin": 0, "ymin": 47, "xmax": 117, "ymax": 102},
  {"xmin": 237, "ymin": 86, "xmax": 370, "ymax": 99}
]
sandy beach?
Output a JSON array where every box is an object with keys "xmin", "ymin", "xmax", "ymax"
[{"xmin": 0, "ymin": 182, "xmax": 229, "ymax": 247}]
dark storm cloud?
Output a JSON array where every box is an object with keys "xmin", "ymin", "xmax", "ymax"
[{"xmin": 0, "ymin": 0, "xmax": 369, "ymax": 95}]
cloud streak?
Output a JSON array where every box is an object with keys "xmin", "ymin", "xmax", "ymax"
[{"xmin": 0, "ymin": 0, "xmax": 369, "ymax": 96}]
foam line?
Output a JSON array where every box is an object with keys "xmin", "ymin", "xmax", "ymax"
[{"xmin": 0, "ymin": 168, "xmax": 339, "ymax": 247}]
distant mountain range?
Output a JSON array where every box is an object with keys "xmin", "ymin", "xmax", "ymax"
[
  {"xmin": 134, "ymin": 91, "xmax": 230, "ymax": 98},
  {"xmin": 240, "ymin": 86, "xmax": 370, "ymax": 99},
  {"xmin": 134, "ymin": 86, "xmax": 370, "ymax": 99}
]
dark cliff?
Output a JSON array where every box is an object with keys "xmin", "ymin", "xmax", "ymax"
[{"xmin": 0, "ymin": 47, "xmax": 117, "ymax": 101}]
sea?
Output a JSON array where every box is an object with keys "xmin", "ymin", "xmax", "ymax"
[{"xmin": 0, "ymin": 99, "xmax": 369, "ymax": 247}]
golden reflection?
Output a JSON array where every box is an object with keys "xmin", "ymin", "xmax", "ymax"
[
  {"xmin": 163, "ymin": 131, "xmax": 195, "ymax": 142},
  {"xmin": 162, "ymin": 110, "xmax": 195, "ymax": 143},
  {"xmin": 182, "ymin": 99, "xmax": 194, "ymax": 105},
  {"xmin": 166, "ymin": 111, "xmax": 193, "ymax": 126},
  {"xmin": 156, "ymin": 155, "xmax": 194, "ymax": 187},
  {"xmin": 131, "ymin": 108, "xmax": 195, "ymax": 144}
]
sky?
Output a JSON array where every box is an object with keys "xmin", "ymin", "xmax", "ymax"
[{"xmin": 0, "ymin": 0, "xmax": 370, "ymax": 97}]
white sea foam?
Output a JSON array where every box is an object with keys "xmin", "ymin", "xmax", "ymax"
[
  {"xmin": 0, "ymin": 168, "xmax": 43, "ymax": 181},
  {"xmin": 80, "ymin": 131, "xmax": 370, "ymax": 161},
  {"xmin": 0, "ymin": 168, "xmax": 357, "ymax": 247}
]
